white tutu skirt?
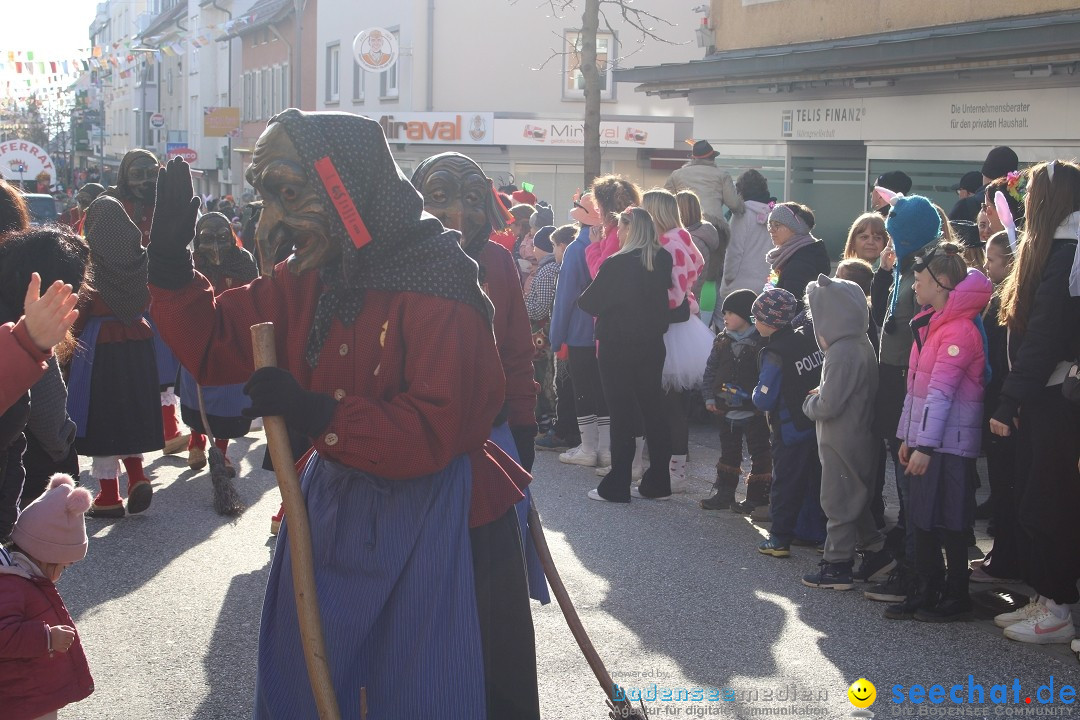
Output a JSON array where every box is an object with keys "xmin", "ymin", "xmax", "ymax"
[{"xmin": 662, "ymin": 315, "xmax": 715, "ymax": 391}]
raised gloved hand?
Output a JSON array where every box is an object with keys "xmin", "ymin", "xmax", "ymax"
[
  {"xmin": 242, "ymin": 367, "xmax": 338, "ymax": 439},
  {"xmin": 510, "ymin": 424, "xmax": 538, "ymax": 473},
  {"xmin": 147, "ymin": 157, "xmax": 202, "ymax": 288}
]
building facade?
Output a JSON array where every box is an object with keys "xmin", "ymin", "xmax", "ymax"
[
  {"xmin": 315, "ymin": 0, "xmax": 704, "ymax": 218},
  {"xmin": 616, "ymin": 0, "xmax": 1080, "ymax": 255}
]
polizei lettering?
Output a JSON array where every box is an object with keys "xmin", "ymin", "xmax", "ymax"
[{"xmin": 795, "ymin": 350, "xmax": 824, "ymax": 376}]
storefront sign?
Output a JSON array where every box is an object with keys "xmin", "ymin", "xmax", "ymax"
[
  {"xmin": 0, "ymin": 140, "xmax": 55, "ymax": 185},
  {"xmin": 167, "ymin": 145, "xmax": 198, "ymax": 163},
  {"xmin": 378, "ymin": 112, "xmax": 494, "ymax": 145},
  {"xmin": 697, "ymin": 87, "xmax": 1079, "ymax": 144},
  {"xmin": 203, "ymin": 106, "xmax": 241, "ymax": 138},
  {"xmin": 493, "ymin": 119, "xmax": 676, "ymax": 149}
]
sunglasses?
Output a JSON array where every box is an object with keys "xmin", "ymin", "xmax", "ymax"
[
  {"xmin": 572, "ymin": 200, "xmax": 587, "ymax": 212},
  {"xmin": 913, "ymin": 242, "xmax": 962, "ymax": 289}
]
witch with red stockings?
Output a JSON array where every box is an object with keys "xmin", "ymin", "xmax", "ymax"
[
  {"xmin": 70, "ymin": 197, "xmax": 164, "ymax": 518},
  {"xmin": 104, "ymin": 149, "xmax": 187, "ymax": 454},
  {"xmin": 176, "ymin": 212, "xmax": 258, "ymax": 473}
]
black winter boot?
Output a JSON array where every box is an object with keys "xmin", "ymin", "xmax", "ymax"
[
  {"xmin": 701, "ymin": 465, "xmax": 739, "ymax": 510},
  {"xmin": 915, "ymin": 575, "xmax": 972, "ymax": 623},
  {"xmin": 884, "ymin": 572, "xmax": 942, "ymax": 620}
]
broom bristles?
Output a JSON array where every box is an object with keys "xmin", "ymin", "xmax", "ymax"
[{"xmin": 207, "ymin": 446, "xmax": 245, "ymax": 517}]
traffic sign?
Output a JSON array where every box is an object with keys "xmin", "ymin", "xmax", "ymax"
[{"xmin": 150, "ymin": 113, "xmax": 166, "ymax": 129}]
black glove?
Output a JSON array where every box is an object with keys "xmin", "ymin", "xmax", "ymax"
[
  {"xmin": 510, "ymin": 424, "xmax": 538, "ymax": 473},
  {"xmin": 242, "ymin": 367, "xmax": 338, "ymax": 439},
  {"xmin": 668, "ymin": 296, "xmax": 691, "ymax": 324},
  {"xmin": 147, "ymin": 156, "xmax": 202, "ymax": 289}
]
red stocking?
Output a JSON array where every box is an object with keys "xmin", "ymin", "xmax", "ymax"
[
  {"xmin": 95, "ymin": 478, "xmax": 122, "ymax": 506},
  {"xmin": 188, "ymin": 433, "xmax": 207, "ymax": 451},
  {"xmin": 162, "ymin": 404, "xmax": 181, "ymax": 441},
  {"xmin": 121, "ymin": 457, "xmax": 149, "ymax": 492}
]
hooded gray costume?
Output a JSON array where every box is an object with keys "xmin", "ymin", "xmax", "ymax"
[{"xmin": 803, "ymin": 274, "xmax": 883, "ymax": 563}]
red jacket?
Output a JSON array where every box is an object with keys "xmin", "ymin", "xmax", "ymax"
[
  {"xmin": 150, "ymin": 266, "xmax": 527, "ymax": 528},
  {"xmin": 478, "ymin": 241, "xmax": 539, "ymax": 428},
  {"xmin": 0, "ymin": 319, "xmax": 50, "ymax": 416},
  {"xmin": 0, "ymin": 560, "xmax": 94, "ymax": 720}
]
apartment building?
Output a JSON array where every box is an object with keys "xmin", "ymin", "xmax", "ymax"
[
  {"xmin": 616, "ymin": 0, "xmax": 1080, "ymax": 253},
  {"xmin": 316, "ymin": 0, "xmax": 705, "ymax": 217}
]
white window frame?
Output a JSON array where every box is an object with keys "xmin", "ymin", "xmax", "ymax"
[
  {"xmin": 325, "ymin": 43, "xmax": 340, "ymax": 103},
  {"xmin": 562, "ymin": 30, "xmax": 616, "ymax": 101},
  {"xmin": 352, "ymin": 59, "xmax": 365, "ymax": 103},
  {"xmin": 378, "ymin": 29, "xmax": 399, "ymax": 100}
]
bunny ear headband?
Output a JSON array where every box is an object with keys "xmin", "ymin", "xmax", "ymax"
[
  {"xmin": 874, "ymin": 186, "xmax": 901, "ymax": 206},
  {"xmin": 993, "ymin": 191, "xmax": 1018, "ymax": 255}
]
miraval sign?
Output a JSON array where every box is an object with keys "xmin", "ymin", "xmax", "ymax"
[
  {"xmin": 493, "ymin": 119, "xmax": 675, "ymax": 149},
  {"xmin": 378, "ymin": 113, "xmax": 494, "ymax": 145}
]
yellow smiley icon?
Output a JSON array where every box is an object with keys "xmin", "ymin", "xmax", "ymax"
[{"xmin": 848, "ymin": 678, "xmax": 876, "ymax": 709}]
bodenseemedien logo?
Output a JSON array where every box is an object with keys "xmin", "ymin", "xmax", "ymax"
[{"xmin": 848, "ymin": 678, "xmax": 877, "ymax": 718}]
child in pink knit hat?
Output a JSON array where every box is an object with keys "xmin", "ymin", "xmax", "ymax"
[{"xmin": 0, "ymin": 473, "xmax": 95, "ymax": 720}]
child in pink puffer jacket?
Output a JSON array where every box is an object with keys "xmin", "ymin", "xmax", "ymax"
[{"xmin": 887, "ymin": 242, "xmax": 992, "ymax": 624}]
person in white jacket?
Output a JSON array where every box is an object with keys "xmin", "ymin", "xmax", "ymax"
[
  {"xmin": 666, "ymin": 140, "xmax": 743, "ymax": 238},
  {"xmin": 717, "ymin": 169, "xmax": 776, "ymax": 321}
]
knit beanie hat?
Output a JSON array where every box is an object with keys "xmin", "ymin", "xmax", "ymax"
[
  {"xmin": 882, "ymin": 193, "xmax": 941, "ymax": 333},
  {"xmin": 530, "ymin": 201, "xmax": 554, "ymax": 230},
  {"xmin": 721, "ymin": 289, "xmax": 757, "ymax": 324},
  {"xmin": 532, "ymin": 226, "xmax": 556, "ymax": 253},
  {"xmin": 981, "ymin": 146, "xmax": 1018, "ymax": 180},
  {"xmin": 874, "ymin": 171, "xmax": 912, "ymax": 196},
  {"xmin": 752, "ymin": 287, "xmax": 799, "ymax": 328},
  {"xmin": 11, "ymin": 474, "xmax": 92, "ymax": 565},
  {"xmin": 512, "ymin": 189, "xmax": 537, "ymax": 206},
  {"xmin": 767, "ymin": 204, "xmax": 810, "ymax": 235}
]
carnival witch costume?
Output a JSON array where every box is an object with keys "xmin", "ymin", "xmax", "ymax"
[
  {"xmin": 176, "ymin": 212, "xmax": 258, "ymax": 472},
  {"xmin": 147, "ymin": 109, "xmax": 536, "ymax": 719},
  {"xmin": 70, "ymin": 196, "xmax": 164, "ymax": 518}
]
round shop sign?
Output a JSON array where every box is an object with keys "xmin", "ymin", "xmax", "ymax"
[
  {"xmin": 0, "ymin": 139, "xmax": 55, "ymax": 185},
  {"xmin": 353, "ymin": 28, "xmax": 398, "ymax": 73},
  {"xmin": 150, "ymin": 113, "xmax": 166, "ymax": 129}
]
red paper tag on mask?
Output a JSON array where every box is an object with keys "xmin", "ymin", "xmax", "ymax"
[{"xmin": 314, "ymin": 156, "xmax": 372, "ymax": 249}]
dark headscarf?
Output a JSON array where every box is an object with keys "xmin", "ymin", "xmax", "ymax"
[
  {"xmin": 269, "ymin": 109, "xmax": 493, "ymax": 367},
  {"xmin": 409, "ymin": 152, "xmax": 508, "ymax": 260},
  {"xmin": 83, "ymin": 196, "xmax": 148, "ymax": 325},
  {"xmin": 104, "ymin": 149, "xmax": 159, "ymax": 204},
  {"xmin": 194, "ymin": 212, "xmax": 258, "ymax": 290}
]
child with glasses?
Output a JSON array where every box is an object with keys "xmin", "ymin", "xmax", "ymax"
[{"xmin": 885, "ymin": 241, "xmax": 992, "ymax": 623}]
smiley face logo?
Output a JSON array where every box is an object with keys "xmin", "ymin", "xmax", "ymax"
[{"xmin": 847, "ymin": 678, "xmax": 876, "ymax": 709}]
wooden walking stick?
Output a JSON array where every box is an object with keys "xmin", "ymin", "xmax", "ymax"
[
  {"xmin": 251, "ymin": 322, "xmax": 341, "ymax": 720},
  {"xmin": 527, "ymin": 500, "xmax": 649, "ymax": 719}
]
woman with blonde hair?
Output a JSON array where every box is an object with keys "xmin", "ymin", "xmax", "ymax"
[
  {"xmin": 842, "ymin": 212, "xmax": 888, "ymax": 265},
  {"xmin": 578, "ymin": 207, "xmax": 673, "ymax": 502},
  {"xmin": 641, "ymin": 188, "xmax": 715, "ymax": 494},
  {"xmin": 988, "ymin": 160, "xmax": 1080, "ymax": 646}
]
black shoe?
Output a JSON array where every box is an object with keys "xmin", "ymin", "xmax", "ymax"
[
  {"xmin": 730, "ymin": 499, "xmax": 756, "ymax": 515},
  {"xmin": 864, "ymin": 564, "xmax": 908, "ymax": 603},
  {"xmin": 915, "ymin": 577, "xmax": 972, "ymax": 623},
  {"xmin": 802, "ymin": 561, "xmax": 854, "ymax": 590},
  {"xmin": 854, "ymin": 548, "xmax": 897, "ymax": 583},
  {"xmin": 884, "ymin": 573, "xmax": 941, "ymax": 620},
  {"xmin": 700, "ymin": 492, "xmax": 734, "ymax": 511}
]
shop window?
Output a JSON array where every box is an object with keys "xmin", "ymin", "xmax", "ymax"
[
  {"xmin": 353, "ymin": 60, "xmax": 365, "ymax": 103},
  {"xmin": 563, "ymin": 31, "xmax": 615, "ymax": 101},
  {"xmin": 379, "ymin": 30, "xmax": 399, "ymax": 100}
]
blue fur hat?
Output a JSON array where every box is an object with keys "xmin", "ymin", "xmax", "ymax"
[
  {"xmin": 884, "ymin": 195, "xmax": 941, "ymax": 263},
  {"xmin": 882, "ymin": 194, "xmax": 941, "ymax": 334}
]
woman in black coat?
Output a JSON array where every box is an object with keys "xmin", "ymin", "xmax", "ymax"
[
  {"xmin": 765, "ymin": 202, "xmax": 830, "ymax": 306},
  {"xmin": 578, "ymin": 207, "xmax": 674, "ymax": 502}
]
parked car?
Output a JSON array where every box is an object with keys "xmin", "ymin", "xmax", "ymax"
[{"xmin": 22, "ymin": 193, "xmax": 59, "ymax": 225}]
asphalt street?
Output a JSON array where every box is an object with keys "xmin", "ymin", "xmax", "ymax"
[{"xmin": 60, "ymin": 422, "xmax": 1079, "ymax": 719}]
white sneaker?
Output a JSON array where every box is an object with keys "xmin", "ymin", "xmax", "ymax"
[
  {"xmin": 598, "ymin": 451, "xmax": 612, "ymax": 467},
  {"xmin": 559, "ymin": 446, "xmax": 598, "ymax": 467},
  {"xmin": 630, "ymin": 486, "xmax": 670, "ymax": 501},
  {"xmin": 1071, "ymin": 638, "xmax": 1080, "ymax": 661},
  {"xmin": 595, "ymin": 465, "xmax": 643, "ymax": 479},
  {"xmin": 993, "ymin": 598, "xmax": 1043, "ymax": 628},
  {"xmin": 1003, "ymin": 607, "xmax": 1076, "ymax": 645}
]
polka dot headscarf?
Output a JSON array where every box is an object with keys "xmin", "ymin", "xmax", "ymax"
[{"xmin": 270, "ymin": 109, "xmax": 493, "ymax": 367}]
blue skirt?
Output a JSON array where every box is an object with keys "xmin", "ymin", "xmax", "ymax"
[
  {"xmin": 253, "ymin": 453, "xmax": 485, "ymax": 719},
  {"xmin": 147, "ymin": 315, "xmax": 180, "ymax": 389},
  {"xmin": 176, "ymin": 366, "xmax": 252, "ymax": 439},
  {"xmin": 490, "ymin": 423, "xmax": 551, "ymax": 605}
]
